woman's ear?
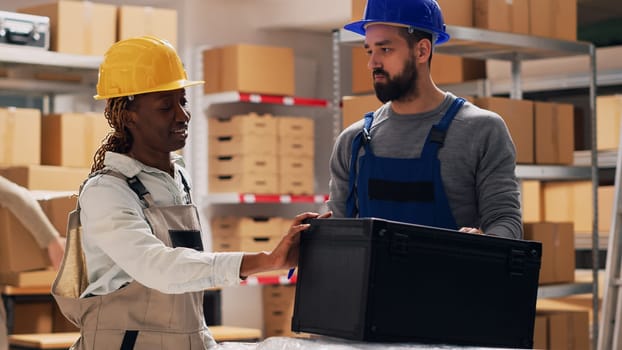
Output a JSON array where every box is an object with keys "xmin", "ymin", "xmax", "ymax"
[{"xmin": 123, "ymin": 109, "xmax": 138, "ymax": 130}]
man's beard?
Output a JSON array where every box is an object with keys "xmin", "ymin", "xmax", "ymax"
[{"xmin": 373, "ymin": 58, "xmax": 418, "ymax": 103}]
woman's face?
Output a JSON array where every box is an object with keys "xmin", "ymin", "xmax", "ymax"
[{"xmin": 126, "ymin": 88, "xmax": 190, "ymax": 155}]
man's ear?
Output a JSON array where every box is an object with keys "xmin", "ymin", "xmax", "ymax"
[{"xmin": 416, "ymin": 39, "xmax": 433, "ymax": 64}]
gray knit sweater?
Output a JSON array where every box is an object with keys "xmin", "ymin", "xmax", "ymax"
[{"xmin": 327, "ymin": 92, "xmax": 523, "ymax": 239}]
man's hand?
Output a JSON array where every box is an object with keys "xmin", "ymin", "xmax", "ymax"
[
  {"xmin": 459, "ymin": 227, "xmax": 483, "ymax": 234},
  {"xmin": 47, "ymin": 236, "xmax": 66, "ymax": 270}
]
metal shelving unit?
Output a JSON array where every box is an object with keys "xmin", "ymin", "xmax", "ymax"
[
  {"xmin": 0, "ymin": 45, "xmax": 100, "ymax": 111},
  {"xmin": 334, "ymin": 25, "xmax": 599, "ymax": 345}
]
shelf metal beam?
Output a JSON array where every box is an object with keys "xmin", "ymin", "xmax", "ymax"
[
  {"xmin": 338, "ymin": 26, "xmax": 593, "ymax": 61},
  {"xmin": 0, "ymin": 45, "xmax": 102, "ymax": 70},
  {"xmin": 515, "ymin": 165, "xmax": 593, "ymax": 180},
  {"xmin": 537, "ymin": 282, "xmax": 593, "ymax": 298}
]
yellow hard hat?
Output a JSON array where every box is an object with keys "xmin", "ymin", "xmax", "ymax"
[{"xmin": 94, "ymin": 35, "xmax": 204, "ymax": 100}]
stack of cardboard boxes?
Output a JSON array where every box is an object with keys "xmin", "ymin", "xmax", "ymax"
[
  {"xmin": 210, "ymin": 216, "xmax": 284, "ymax": 254},
  {"xmin": 17, "ymin": 0, "xmax": 178, "ymax": 56},
  {"xmin": 277, "ymin": 117, "xmax": 315, "ymax": 195}
]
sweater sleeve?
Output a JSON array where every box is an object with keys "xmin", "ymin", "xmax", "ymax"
[
  {"xmin": 0, "ymin": 175, "xmax": 60, "ymax": 248},
  {"xmin": 80, "ymin": 176, "xmax": 243, "ymax": 296},
  {"xmin": 326, "ymin": 123, "xmax": 363, "ymax": 218},
  {"xmin": 474, "ymin": 115, "xmax": 523, "ymax": 239}
]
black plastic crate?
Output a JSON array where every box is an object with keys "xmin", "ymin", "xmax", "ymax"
[{"xmin": 291, "ymin": 218, "xmax": 542, "ymax": 349}]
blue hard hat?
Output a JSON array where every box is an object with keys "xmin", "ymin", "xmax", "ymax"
[{"xmin": 344, "ymin": 0, "xmax": 450, "ymax": 44}]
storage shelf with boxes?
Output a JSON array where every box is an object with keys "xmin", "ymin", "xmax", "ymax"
[
  {"xmin": 187, "ymin": 43, "xmax": 332, "ymax": 283},
  {"xmin": 188, "ymin": 43, "xmax": 333, "ymax": 339}
]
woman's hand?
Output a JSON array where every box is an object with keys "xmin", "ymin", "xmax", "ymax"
[
  {"xmin": 239, "ymin": 211, "xmax": 332, "ymax": 278},
  {"xmin": 270, "ymin": 211, "xmax": 333, "ymax": 270}
]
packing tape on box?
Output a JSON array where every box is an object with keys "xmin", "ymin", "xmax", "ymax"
[
  {"xmin": 1, "ymin": 108, "xmax": 17, "ymax": 164},
  {"xmin": 145, "ymin": 7, "xmax": 154, "ymax": 36},
  {"xmin": 85, "ymin": 113, "xmax": 94, "ymax": 168},
  {"xmin": 84, "ymin": 1, "xmax": 94, "ymax": 55}
]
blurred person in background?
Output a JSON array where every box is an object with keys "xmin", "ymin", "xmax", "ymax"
[{"xmin": 0, "ymin": 175, "xmax": 66, "ymax": 350}]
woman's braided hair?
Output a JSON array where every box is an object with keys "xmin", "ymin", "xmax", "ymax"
[{"xmin": 91, "ymin": 97, "xmax": 134, "ymax": 173}]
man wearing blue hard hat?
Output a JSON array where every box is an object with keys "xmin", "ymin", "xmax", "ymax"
[{"xmin": 327, "ymin": 0, "xmax": 522, "ymax": 239}]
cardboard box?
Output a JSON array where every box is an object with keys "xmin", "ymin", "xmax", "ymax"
[
  {"xmin": 533, "ymin": 315, "xmax": 547, "ymax": 350},
  {"xmin": 210, "ymin": 216, "xmax": 283, "ymax": 238},
  {"xmin": 351, "ymin": 0, "xmax": 365, "ymax": 21},
  {"xmin": 474, "ymin": 97, "xmax": 534, "ymax": 164},
  {"xmin": 352, "ymin": 0, "xmax": 473, "ymax": 27},
  {"xmin": 534, "ymin": 102, "xmax": 574, "ymax": 165},
  {"xmin": 0, "ymin": 107, "xmax": 41, "ymax": 166},
  {"xmin": 210, "ymin": 216, "xmax": 287, "ymax": 252},
  {"xmin": 342, "ymin": 94, "xmax": 383, "ymax": 129},
  {"xmin": 118, "ymin": 5, "xmax": 177, "ymax": 48},
  {"xmin": 208, "ymin": 173, "xmax": 278, "ymax": 193},
  {"xmin": 13, "ymin": 301, "xmax": 54, "ymax": 334},
  {"xmin": 474, "ymin": 0, "xmax": 529, "ymax": 34},
  {"xmin": 35, "ymin": 192, "xmax": 77, "ymax": 236},
  {"xmin": 278, "ymin": 137, "xmax": 314, "ymax": 157},
  {"xmin": 279, "ymin": 173, "xmax": 314, "ymax": 195},
  {"xmin": 277, "ymin": 117, "xmax": 314, "ymax": 138},
  {"xmin": 521, "ymin": 180, "xmax": 542, "ymax": 223},
  {"xmin": 535, "ymin": 310, "xmax": 590, "ymax": 350},
  {"xmin": 19, "ymin": 0, "xmax": 116, "ymax": 55},
  {"xmin": 596, "ymin": 95, "xmax": 622, "ymax": 151},
  {"xmin": 279, "ymin": 156, "xmax": 314, "ymax": 176},
  {"xmin": 0, "ymin": 207, "xmax": 50, "ymax": 273},
  {"xmin": 432, "ymin": 55, "xmax": 486, "ymax": 85},
  {"xmin": 208, "ymin": 113, "xmax": 277, "ymax": 137},
  {"xmin": 437, "ymin": 0, "xmax": 473, "ymax": 26},
  {"xmin": 543, "ymin": 181, "xmax": 592, "ymax": 233},
  {"xmin": 203, "ymin": 44, "xmax": 295, "ymax": 96},
  {"xmin": 0, "ymin": 269, "xmax": 56, "ymax": 287},
  {"xmin": 351, "ymin": 47, "xmax": 372, "ymax": 94},
  {"xmin": 41, "ymin": 113, "xmax": 111, "ymax": 168},
  {"xmin": 263, "ymin": 285, "xmax": 297, "ymax": 338},
  {"xmin": 208, "ymin": 154, "xmax": 278, "ymax": 175},
  {"xmin": 529, "ymin": 0, "xmax": 577, "ymax": 41},
  {"xmin": 0, "ymin": 165, "xmax": 89, "ymax": 191},
  {"xmin": 523, "ymin": 222, "xmax": 575, "ymax": 285},
  {"xmin": 599, "ymin": 185, "xmax": 614, "ymax": 234},
  {"xmin": 208, "ymin": 134, "xmax": 277, "ymax": 156},
  {"xmin": 211, "ymin": 234, "xmax": 281, "ymax": 253}
]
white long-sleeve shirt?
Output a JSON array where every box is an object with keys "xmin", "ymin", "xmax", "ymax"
[{"xmin": 79, "ymin": 151, "xmax": 243, "ymax": 297}]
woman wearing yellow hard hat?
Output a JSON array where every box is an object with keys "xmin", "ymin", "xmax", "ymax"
[{"xmin": 51, "ymin": 36, "xmax": 330, "ymax": 349}]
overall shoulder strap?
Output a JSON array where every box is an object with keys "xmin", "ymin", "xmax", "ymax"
[
  {"xmin": 346, "ymin": 111, "xmax": 375, "ymax": 217},
  {"xmin": 178, "ymin": 170, "xmax": 192, "ymax": 203},
  {"xmin": 88, "ymin": 169, "xmax": 157, "ymax": 208},
  {"xmin": 428, "ymin": 97, "xmax": 466, "ymax": 146}
]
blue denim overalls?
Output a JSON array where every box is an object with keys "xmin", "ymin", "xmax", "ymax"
[{"xmin": 346, "ymin": 97, "xmax": 466, "ymax": 229}]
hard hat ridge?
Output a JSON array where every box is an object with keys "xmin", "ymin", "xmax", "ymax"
[
  {"xmin": 94, "ymin": 35, "xmax": 204, "ymax": 100},
  {"xmin": 344, "ymin": 0, "xmax": 450, "ymax": 44}
]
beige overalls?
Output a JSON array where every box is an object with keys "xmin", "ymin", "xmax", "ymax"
[{"xmin": 52, "ymin": 170, "xmax": 216, "ymax": 349}]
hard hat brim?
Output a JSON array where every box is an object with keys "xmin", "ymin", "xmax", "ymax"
[
  {"xmin": 344, "ymin": 20, "xmax": 450, "ymax": 45},
  {"xmin": 93, "ymin": 79, "xmax": 204, "ymax": 100}
]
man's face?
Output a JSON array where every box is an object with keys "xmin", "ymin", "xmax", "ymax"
[
  {"xmin": 364, "ymin": 24, "xmax": 419, "ymax": 103},
  {"xmin": 127, "ymin": 88, "xmax": 190, "ymax": 154}
]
